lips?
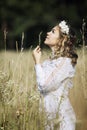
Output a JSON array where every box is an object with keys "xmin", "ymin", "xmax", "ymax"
[
  {"xmin": 46, "ymin": 36, "xmax": 49, "ymax": 39},
  {"xmin": 44, "ymin": 36, "xmax": 49, "ymax": 43}
]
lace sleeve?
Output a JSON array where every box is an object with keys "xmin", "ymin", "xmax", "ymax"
[{"xmin": 35, "ymin": 58, "xmax": 75, "ymax": 93}]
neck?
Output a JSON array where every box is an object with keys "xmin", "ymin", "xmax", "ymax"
[
  {"xmin": 50, "ymin": 46, "xmax": 55, "ymax": 52},
  {"xmin": 49, "ymin": 46, "xmax": 55, "ymax": 59}
]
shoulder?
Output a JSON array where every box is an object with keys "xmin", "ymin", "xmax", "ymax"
[
  {"xmin": 57, "ymin": 57, "xmax": 75, "ymax": 74},
  {"xmin": 62, "ymin": 57, "xmax": 76, "ymax": 77},
  {"xmin": 56, "ymin": 57, "xmax": 72, "ymax": 66},
  {"xmin": 59, "ymin": 57, "xmax": 74, "ymax": 70}
]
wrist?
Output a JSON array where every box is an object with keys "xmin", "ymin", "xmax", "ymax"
[{"xmin": 35, "ymin": 60, "xmax": 40, "ymax": 64}]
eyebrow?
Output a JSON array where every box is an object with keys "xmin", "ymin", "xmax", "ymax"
[
  {"xmin": 51, "ymin": 28, "xmax": 56, "ymax": 32},
  {"xmin": 52, "ymin": 28, "xmax": 55, "ymax": 30}
]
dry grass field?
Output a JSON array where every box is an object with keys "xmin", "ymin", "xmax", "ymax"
[{"xmin": 0, "ymin": 48, "xmax": 87, "ymax": 130}]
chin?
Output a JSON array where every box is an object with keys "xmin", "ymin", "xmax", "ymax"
[
  {"xmin": 44, "ymin": 39, "xmax": 49, "ymax": 45},
  {"xmin": 44, "ymin": 40, "xmax": 47, "ymax": 44}
]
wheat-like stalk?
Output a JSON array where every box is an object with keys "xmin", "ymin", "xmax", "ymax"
[
  {"xmin": 16, "ymin": 41, "xmax": 19, "ymax": 53},
  {"xmin": 21, "ymin": 32, "xmax": 24, "ymax": 52},
  {"xmin": 39, "ymin": 31, "xmax": 43, "ymax": 46}
]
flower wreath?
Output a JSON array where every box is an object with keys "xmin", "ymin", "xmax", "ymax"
[{"xmin": 59, "ymin": 20, "xmax": 69, "ymax": 35}]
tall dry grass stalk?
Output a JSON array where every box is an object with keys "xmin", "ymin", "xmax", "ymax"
[
  {"xmin": 16, "ymin": 41, "xmax": 19, "ymax": 53},
  {"xmin": 81, "ymin": 19, "xmax": 87, "ymax": 99},
  {"xmin": 3, "ymin": 28, "xmax": 8, "ymax": 53},
  {"xmin": 21, "ymin": 32, "xmax": 24, "ymax": 52}
]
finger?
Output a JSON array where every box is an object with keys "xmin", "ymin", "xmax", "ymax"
[
  {"xmin": 35, "ymin": 46, "xmax": 41, "ymax": 52},
  {"xmin": 37, "ymin": 49, "xmax": 41, "ymax": 53},
  {"xmin": 37, "ymin": 47, "xmax": 41, "ymax": 52},
  {"xmin": 35, "ymin": 45, "xmax": 40, "ymax": 51}
]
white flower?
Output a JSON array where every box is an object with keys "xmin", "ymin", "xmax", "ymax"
[{"xmin": 59, "ymin": 20, "xmax": 69, "ymax": 35}]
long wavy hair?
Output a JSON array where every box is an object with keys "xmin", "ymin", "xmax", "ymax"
[{"xmin": 51, "ymin": 26, "xmax": 78, "ymax": 66}]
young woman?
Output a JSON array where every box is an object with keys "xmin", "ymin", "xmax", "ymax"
[{"xmin": 33, "ymin": 20, "xmax": 78, "ymax": 130}]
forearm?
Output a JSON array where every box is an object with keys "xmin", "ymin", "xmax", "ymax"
[{"xmin": 35, "ymin": 64, "xmax": 46, "ymax": 88}]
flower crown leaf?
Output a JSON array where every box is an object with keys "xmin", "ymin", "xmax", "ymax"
[{"xmin": 59, "ymin": 20, "xmax": 69, "ymax": 35}]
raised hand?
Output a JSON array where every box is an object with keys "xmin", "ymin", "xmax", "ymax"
[{"xmin": 32, "ymin": 46, "xmax": 41, "ymax": 64}]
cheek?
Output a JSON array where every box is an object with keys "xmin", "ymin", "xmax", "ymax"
[
  {"xmin": 44, "ymin": 37, "xmax": 58, "ymax": 45},
  {"xmin": 51, "ymin": 38, "xmax": 58, "ymax": 45}
]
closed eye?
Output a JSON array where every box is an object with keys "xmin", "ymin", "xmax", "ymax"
[
  {"xmin": 52, "ymin": 29, "xmax": 54, "ymax": 33},
  {"xmin": 51, "ymin": 29, "xmax": 55, "ymax": 33}
]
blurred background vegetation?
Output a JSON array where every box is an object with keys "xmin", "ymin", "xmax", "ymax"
[{"xmin": 0, "ymin": 0, "xmax": 87, "ymax": 50}]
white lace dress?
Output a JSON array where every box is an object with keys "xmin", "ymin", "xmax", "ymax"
[{"xmin": 35, "ymin": 57, "xmax": 76, "ymax": 130}]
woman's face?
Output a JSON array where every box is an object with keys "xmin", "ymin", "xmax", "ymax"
[{"xmin": 44, "ymin": 26, "xmax": 60, "ymax": 47}]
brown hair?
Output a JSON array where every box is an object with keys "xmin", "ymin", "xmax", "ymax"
[{"xmin": 52, "ymin": 26, "xmax": 78, "ymax": 66}]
